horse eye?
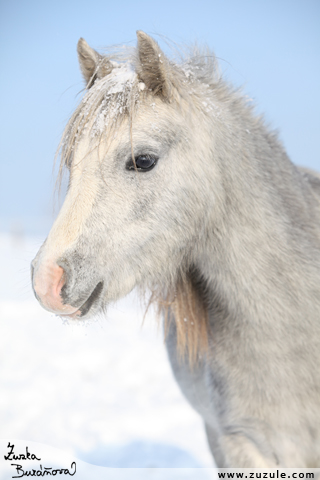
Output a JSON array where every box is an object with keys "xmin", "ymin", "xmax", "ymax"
[{"xmin": 126, "ymin": 155, "xmax": 158, "ymax": 172}]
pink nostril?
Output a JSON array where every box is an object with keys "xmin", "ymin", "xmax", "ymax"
[
  {"xmin": 53, "ymin": 265, "xmax": 65, "ymax": 298},
  {"xmin": 34, "ymin": 263, "xmax": 65, "ymax": 298},
  {"xmin": 33, "ymin": 262, "xmax": 77, "ymax": 315}
]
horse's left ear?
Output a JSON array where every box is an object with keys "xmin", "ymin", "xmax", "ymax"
[
  {"xmin": 136, "ymin": 31, "xmax": 173, "ymax": 100},
  {"xmin": 77, "ymin": 38, "xmax": 113, "ymax": 88}
]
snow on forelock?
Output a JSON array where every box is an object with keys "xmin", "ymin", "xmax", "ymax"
[
  {"xmin": 60, "ymin": 61, "xmax": 140, "ymax": 156},
  {"xmin": 107, "ymin": 62, "xmax": 137, "ymax": 94},
  {"xmin": 86, "ymin": 62, "xmax": 138, "ymax": 137}
]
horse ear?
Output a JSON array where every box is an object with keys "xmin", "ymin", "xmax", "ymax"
[
  {"xmin": 136, "ymin": 31, "xmax": 172, "ymax": 100},
  {"xmin": 77, "ymin": 38, "xmax": 113, "ymax": 88}
]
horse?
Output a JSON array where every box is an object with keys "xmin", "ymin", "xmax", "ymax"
[{"xmin": 31, "ymin": 31, "xmax": 320, "ymax": 467}]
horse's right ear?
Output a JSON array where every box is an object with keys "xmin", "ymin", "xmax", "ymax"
[{"xmin": 77, "ymin": 38, "xmax": 113, "ymax": 88}]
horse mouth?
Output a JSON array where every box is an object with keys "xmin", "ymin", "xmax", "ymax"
[
  {"xmin": 61, "ymin": 281, "xmax": 104, "ymax": 319},
  {"xmin": 79, "ymin": 281, "xmax": 104, "ymax": 317}
]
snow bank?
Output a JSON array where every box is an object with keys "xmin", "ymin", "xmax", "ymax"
[{"xmin": 0, "ymin": 232, "xmax": 214, "ymax": 468}]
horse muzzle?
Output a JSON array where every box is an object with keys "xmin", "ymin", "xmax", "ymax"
[{"xmin": 31, "ymin": 258, "xmax": 104, "ymax": 318}]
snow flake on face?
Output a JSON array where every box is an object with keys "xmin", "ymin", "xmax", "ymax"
[
  {"xmin": 150, "ymin": 123, "xmax": 161, "ymax": 133},
  {"xmin": 182, "ymin": 68, "xmax": 193, "ymax": 79}
]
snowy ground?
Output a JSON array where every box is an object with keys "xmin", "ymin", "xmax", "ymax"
[{"xmin": 0, "ymin": 231, "xmax": 214, "ymax": 472}]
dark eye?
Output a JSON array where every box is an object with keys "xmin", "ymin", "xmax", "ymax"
[{"xmin": 126, "ymin": 154, "xmax": 158, "ymax": 172}]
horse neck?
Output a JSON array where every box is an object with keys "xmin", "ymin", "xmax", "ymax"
[{"xmin": 193, "ymin": 103, "xmax": 320, "ymax": 324}]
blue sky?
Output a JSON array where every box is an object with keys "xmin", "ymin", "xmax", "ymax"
[{"xmin": 0, "ymin": 0, "xmax": 319, "ymax": 232}]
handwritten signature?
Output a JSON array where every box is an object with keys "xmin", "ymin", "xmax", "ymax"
[{"xmin": 4, "ymin": 443, "xmax": 77, "ymax": 478}]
